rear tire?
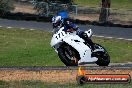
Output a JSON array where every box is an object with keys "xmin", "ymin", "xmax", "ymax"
[{"xmin": 57, "ymin": 43, "xmax": 80, "ymax": 66}]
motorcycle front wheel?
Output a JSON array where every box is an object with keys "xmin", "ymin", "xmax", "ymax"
[
  {"xmin": 92, "ymin": 43, "xmax": 110, "ymax": 66},
  {"xmin": 57, "ymin": 43, "xmax": 80, "ymax": 66}
]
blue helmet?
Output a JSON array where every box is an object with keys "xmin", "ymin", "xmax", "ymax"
[{"xmin": 57, "ymin": 11, "xmax": 68, "ymax": 22}]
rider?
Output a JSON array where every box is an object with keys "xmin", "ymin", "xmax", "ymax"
[{"xmin": 52, "ymin": 11, "xmax": 95, "ymax": 51}]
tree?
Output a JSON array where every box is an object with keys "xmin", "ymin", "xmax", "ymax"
[
  {"xmin": 0, "ymin": 0, "xmax": 14, "ymax": 15},
  {"xmin": 99, "ymin": 0, "xmax": 111, "ymax": 23}
]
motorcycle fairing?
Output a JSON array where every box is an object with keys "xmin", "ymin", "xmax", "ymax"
[
  {"xmin": 63, "ymin": 35, "xmax": 98, "ymax": 63},
  {"xmin": 50, "ymin": 27, "xmax": 66, "ymax": 47}
]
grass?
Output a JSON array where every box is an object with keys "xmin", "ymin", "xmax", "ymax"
[
  {"xmin": 92, "ymin": 37, "xmax": 132, "ymax": 63},
  {"xmin": 0, "ymin": 28, "xmax": 132, "ymax": 66},
  {"xmin": 74, "ymin": 0, "xmax": 132, "ymax": 9},
  {"xmin": 111, "ymin": 0, "xmax": 132, "ymax": 9},
  {"xmin": 0, "ymin": 28, "xmax": 63, "ymax": 66},
  {"xmin": 74, "ymin": 0, "xmax": 99, "ymax": 7},
  {"xmin": 0, "ymin": 80, "xmax": 131, "ymax": 88}
]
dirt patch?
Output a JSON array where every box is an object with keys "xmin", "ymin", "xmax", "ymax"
[
  {"xmin": 0, "ymin": 69, "xmax": 131, "ymax": 84},
  {"xmin": 12, "ymin": 4, "xmax": 36, "ymax": 14},
  {"xmin": 70, "ymin": 14, "xmax": 99, "ymax": 21},
  {"xmin": 0, "ymin": 70, "xmax": 76, "ymax": 84}
]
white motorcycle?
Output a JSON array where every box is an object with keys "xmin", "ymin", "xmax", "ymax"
[{"xmin": 50, "ymin": 27, "xmax": 110, "ymax": 66}]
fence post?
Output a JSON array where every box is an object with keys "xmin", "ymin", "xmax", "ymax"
[
  {"xmin": 99, "ymin": 0, "xmax": 111, "ymax": 23},
  {"xmin": 72, "ymin": 5, "xmax": 78, "ymax": 16}
]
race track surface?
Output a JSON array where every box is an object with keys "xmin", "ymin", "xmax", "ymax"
[
  {"xmin": 0, "ymin": 63, "xmax": 132, "ymax": 71},
  {"xmin": 0, "ymin": 19, "xmax": 132, "ymax": 39}
]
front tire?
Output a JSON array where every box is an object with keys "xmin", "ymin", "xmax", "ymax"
[
  {"xmin": 57, "ymin": 43, "xmax": 80, "ymax": 66},
  {"xmin": 92, "ymin": 43, "xmax": 110, "ymax": 66}
]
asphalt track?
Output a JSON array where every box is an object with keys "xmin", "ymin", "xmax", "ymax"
[
  {"xmin": 0, "ymin": 63, "xmax": 132, "ymax": 70},
  {"xmin": 0, "ymin": 19, "xmax": 132, "ymax": 40},
  {"xmin": 0, "ymin": 64, "xmax": 131, "ymax": 70},
  {"xmin": 0, "ymin": 18, "xmax": 132, "ymax": 68}
]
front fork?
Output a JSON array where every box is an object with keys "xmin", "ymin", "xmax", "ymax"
[{"xmin": 66, "ymin": 46, "xmax": 78, "ymax": 63}]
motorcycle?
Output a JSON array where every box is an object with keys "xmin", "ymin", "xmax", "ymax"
[{"xmin": 50, "ymin": 27, "xmax": 110, "ymax": 66}]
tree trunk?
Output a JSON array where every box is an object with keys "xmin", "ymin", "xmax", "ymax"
[{"xmin": 99, "ymin": 0, "xmax": 111, "ymax": 23}]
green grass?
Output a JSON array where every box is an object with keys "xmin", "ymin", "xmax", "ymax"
[
  {"xmin": 111, "ymin": 0, "xmax": 132, "ymax": 9},
  {"xmin": 74, "ymin": 0, "xmax": 132, "ymax": 9},
  {"xmin": 0, "ymin": 80, "xmax": 131, "ymax": 88},
  {"xmin": 0, "ymin": 28, "xmax": 132, "ymax": 66},
  {"xmin": 0, "ymin": 28, "xmax": 63, "ymax": 66},
  {"xmin": 92, "ymin": 37, "xmax": 132, "ymax": 63},
  {"xmin": 74, "ymin": 0, "xmax": 99, "ymax": 7}
]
